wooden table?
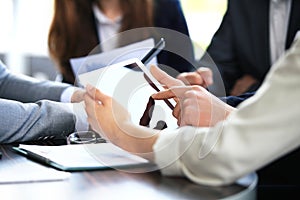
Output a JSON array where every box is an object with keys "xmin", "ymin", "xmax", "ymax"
[{"xmin": 0, "ymin": 145, "xmax": 257, "ymax": 200}]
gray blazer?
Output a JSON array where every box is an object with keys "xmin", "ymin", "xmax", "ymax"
[{"xmin": 0, "ymin": 60, "xmax": 75, "ymax": 143}]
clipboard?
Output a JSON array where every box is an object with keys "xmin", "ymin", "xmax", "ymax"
[{"xmin": 13, "ymin": 143, "xmax": 150, "ymax": 172}]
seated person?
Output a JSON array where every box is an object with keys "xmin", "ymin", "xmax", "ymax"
[
  {"xmin": 181, "ymin": 0, "xmax": 300, "ymax": 96},
  {"xmin": 84, "ymin": 37, "xmax": 300, "ymax": 196},
  {"xmin": 48, "ymin": 0, "xmax": 195, "ymax": 84}
]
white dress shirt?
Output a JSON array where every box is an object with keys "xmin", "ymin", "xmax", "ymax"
[
  {"xmin": 153, "ymin": 38, "xmax": 300, "ymax": 186},
  {"xmin": 92, "ymin": 3, "xmax": 122, "ymax": 52},
  {"xmin": 60, "ymin": 87, "xmax": 88, "ymax": 132},
  {"xmin": 269, "ymin": 0, "xmax": 292, "ymax": 64}
]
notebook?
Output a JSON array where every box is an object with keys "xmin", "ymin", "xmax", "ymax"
[{"xmin": 13, "ymin": 143, "xmax": 150, "ymax": 172}]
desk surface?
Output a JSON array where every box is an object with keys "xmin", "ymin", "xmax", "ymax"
[{"xmin": 0, "ymin": 145, "xmax": 257, "ymax": 200}]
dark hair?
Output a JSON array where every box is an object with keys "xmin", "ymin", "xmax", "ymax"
[{"xmin": 48, "ymin": 0, "xmax": 154, "ymax": 83}]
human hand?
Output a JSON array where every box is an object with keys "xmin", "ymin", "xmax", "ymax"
[
  {"xmin": 84, "ymin": 84, "xmax": 131, "ymax": 140},
  {"xmin": 152, "ymin": 85, "xmax": 235, "ymax": 127},
  {"xmin": 176, "ymin": 67, "xmax": 213, "ymax": 87},
  {"xmin": 150, "ymin": 65, "xmax": 185, "ymax": 88},
  {"xmin": 230, "ymin": 75, "xmax": 258, "ymax": 96},
  {"xmin": 71, "ymin": 88, "xmax": 86, "ymax": 103},
  {"xmin": 150, "ymin": 65, "xmax": 234, "ymax": 127},
  {"xmin": 84, "ymin": 84, "xmax": 158, "ymax": 155}
]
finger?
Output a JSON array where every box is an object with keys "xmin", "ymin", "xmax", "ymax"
[
  {"xmin": 180, "ymin": 101, "xmax": 198, "ymax": 127},
  {"xmin": 177, "ymin": 112, "xmax": 181, "ymax": 126},
  {"xmin": 86, "ymin": 84, "xmax": 110, "ymax": 105},
  {"xmin": 150, "ymin": 65, "xmax": 183, "ymax": 88},
  {"xmin": 84, "ymin": 94, "xmax": 100, "ymax": 117},
  {"xmin": 177, "ymin": 72, "xmax": 203, "ymax": 85},
  {"xmin": 152, "ymin": 86, "xmax": 194, "ymax": 100},
  {"xmin": 172, "ymin": 104, "xmax": 181, "ymax": 119},
  {"xmin": 151, "ymin": 89, "xmax": 176, "ymax": 100},
  {"xmin": 84, "ymin": 95, "xmax": 106, "ymax": 134},
  {"xmin": 196, "ymin": 67, "xmax": 213, "ymax": 86},
  {"xmin": 180, "ymin": 107, "xmax": 197, "ymax": 127},
  {"xmin": 71, "ymin": 88, "xmax": 86, "ymax": 103},
  {"xmin": 85, "ymin": 84, "xmax": 98, "ymax": 99}
]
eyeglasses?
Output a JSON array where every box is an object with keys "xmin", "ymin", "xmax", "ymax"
[{"xmin": 67, "ymin": 131, "xmax": 106, "ymax": 145}]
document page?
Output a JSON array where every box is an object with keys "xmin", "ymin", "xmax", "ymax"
[
  {"xmin": 0, "ymin": 157, "xmax": 70, "ymax": 184},
  {"xmin": 14, "ymin": 143, "xmax": 149, "ymax": 171},
  {"xmin": 70, "ymin": 38, "xmax": 156, "ymax": 78}
]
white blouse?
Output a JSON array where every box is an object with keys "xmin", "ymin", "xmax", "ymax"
[{"xmin": 92, "ymin": 4, "xmax": 122, "ymax": 52}]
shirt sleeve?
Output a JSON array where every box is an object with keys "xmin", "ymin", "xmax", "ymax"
[
  {"xmin": 65, "ymin": 102, "xmax": 89, "ymax": 132},
  {"xmin": 0, "ymin": 99, "xmax": 76, "ymax": 143},
  {"xmin": 60, "ymin": 86, "xmax": 75, "ymax": 103},
  {"xmin": 295, "ymin": 31, "xmax": 300, "ymax": 41},
  {"xmin": 0, "ymin": 61, "xmax": 71, "ymax": 103},
  {"xmin": 153, "ymin": 39, "xmax": 300, "ymax": 186}
]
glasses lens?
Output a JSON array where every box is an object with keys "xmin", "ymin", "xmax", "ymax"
[{"xmin": 67, "ymin": 131, "xmax": 106, "ymax": 144}]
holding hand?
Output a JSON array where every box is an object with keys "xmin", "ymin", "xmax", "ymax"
[
  {"xmin": 176, "ymin": 67, "xmax": 213, "ymax": 87},
  {"xmin": 84, "ymin": 84, "xmax": 158, "ymax": 155},
  {"xmin": 150, "ymin": 65, "xmax": 234, "ymax": 127},
  {"xmin": 84, "ymin": 85, "xmax": 131, "ymax": 140},
  {"xmin": 152, "ymin": 85, "xmax": 233, "ymax": 127},
  {"xmin": 71, "ymin": 88, "xmax": 86, "ymax": 103}
]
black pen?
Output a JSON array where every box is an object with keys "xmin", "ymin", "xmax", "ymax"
[
  {"xmin": 13, "ymin": 147, "xmax": 53, "ymax": 166},
  {"xmin": 141, "ymin": 38, "xmax": 165, "ymax": 65}
]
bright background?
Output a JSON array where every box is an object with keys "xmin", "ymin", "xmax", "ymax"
[
  {"xmin": 0, "ymin": 0, "xmax": 227, "ymax": 78},
  {"xmin": 181, "ymin": 0, "xmax": 227, "ymax": 58}
]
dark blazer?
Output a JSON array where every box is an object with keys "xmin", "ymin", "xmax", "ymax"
[
  {"xmin": 0, "ymin": 60, "xmax": 75, "ymax": 143},
  {"xmin": 207, "ymin": 0, "xmax": 300, "ymax": 95},
  {"xmin": 220, "ymin": 92, "xmax": 255, "ymax": 107},
  {"xmin": 153, "ymin": 0, "xmax": 195, "ymax": 75}
]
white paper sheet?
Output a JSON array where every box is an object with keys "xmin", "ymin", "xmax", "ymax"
[
  {"xmin": 70, "ymin": 38, "xmax": 156, "ymax": 79},
  {"xmin": 15, "ymin": 143, "xmax": 149, "ymax": 171},
  {"xmin": 0, "ymin": 157, "xmax": 70, "ymax": 184}
]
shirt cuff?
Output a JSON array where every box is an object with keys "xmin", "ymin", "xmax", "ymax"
[
  {"xmin": 66, "ymin": 102, "xmax": 89, "ymax": 132},
  {"xmin": 60, "ymin": 87, "xmax": 75, "ymax": 103},
  {"xmin": 153, "ymin": 128, "xmax": 184, "ymax": 176},
  {"xmin": 294, "ymin": 31, "xmax": 300, "ymax": 41}
]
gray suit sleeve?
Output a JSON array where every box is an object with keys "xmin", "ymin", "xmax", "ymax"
[
  {"xmin": 0, "ymin": 99, "xmax": 76, "ymax": 144},
  {"xmin": 0, "ymin": 61, "xmax": 71, "ymax": 102}
]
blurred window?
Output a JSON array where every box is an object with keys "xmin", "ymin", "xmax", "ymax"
[
  {"xmin": 0, "ymin": 0, "xmax": 227, "ymax": 73},
  {"xmin": 181, "ymin": 0, "xmax": 227, "ymax": 59}
]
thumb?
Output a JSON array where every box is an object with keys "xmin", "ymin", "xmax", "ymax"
[
  {"xmin": 86, "ymin": 84, "xmax": 110, "ymax": 105},
  {"xmin": 150, "ymin": 65, "xmax": 183, "ymax": 88},
  {"xmin": 197, "ymin": 67, "xmax": 213, "ymax": 86}
]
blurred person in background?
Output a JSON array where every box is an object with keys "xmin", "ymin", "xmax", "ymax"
[
  {"xmin": 48, "ymin": 0, "xmax": 195, "ymax": 85},
  {"xmin": 201, "ymin": 0, "xmax": 300, "ymax": 96}
]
